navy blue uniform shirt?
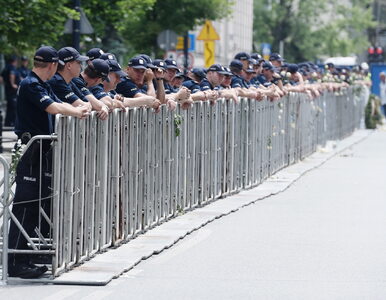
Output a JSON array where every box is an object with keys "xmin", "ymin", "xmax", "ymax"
[
  {"xmin": 15, "ymin": 71, "xmax": 61, "ymax": 137},
  {"xmin": 199, "ymin": 78, "xmax": 220, "ymax": 91},
  {"xmin": 18, "ymin": 66, "xmax": 30, "ymax": 80},
  {"xmin": 164, "ymin": 82, "xmax": 176, "ymax": 94},
  {"xmin": 48, "ymin": 73, "xmax": 80, "ymax": 104},
  {"xmin": 1, "ymin": 64, "xmax": 20, "ymax": 95},
  {"xmin": 231, "ymin": 74, "xmax": 249, "ymax": 89},
  {"xmin": 116, "ymin": 77, "xmax": 141, "ymax": 98},
  {"xmin": 182, "ymin": 79, "xmax": 200, "ymax": 93},
  {"xmin": 89, "ymin": 84, "xmax": 109, "ymax": 100},
  {"xmin": 71, "ymin": 75, "xmax": 92, "ymax": 99}
]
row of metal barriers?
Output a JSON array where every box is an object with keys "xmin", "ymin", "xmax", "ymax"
[{"xmin": 0, "ymin": 86, "xmax": 367, "ymax": 282}]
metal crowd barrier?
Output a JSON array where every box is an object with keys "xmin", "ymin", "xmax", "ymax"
[{"xmin": 0, "ymin": 86, "xmax": 367, "ymax": 282}]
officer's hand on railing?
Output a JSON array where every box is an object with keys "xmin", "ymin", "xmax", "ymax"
[
  {"xmin": 76, "ymin": 105, "xmax": 91, "ymax": 119},
  {"xmin": 144, "ymin": 96, "xmax": 161, "ymax": 113},
  {"xmin": 166, "ymin": 99, "xmax": 177, "ymax": 111},
  {"xmin": 180, "ymin": 97, "xmax": 193, "ymax": 110},
  {"xmin": 255, "ymin": 90, "xmax": 263, "ymax": 101},
  {"xmin": 97, "ymin": 105, "xmax": 109, "ymax": 120},
  {"xmin": 150, "ymin": 99, "xmax": 162, "ymax": 113},
  {"xmin": 175, "ymin": 87, "xmax": 191, "ymax": 101},
  {"xmin": 113, "ymin": 99, "xmax": 126, "ymax": 111}
]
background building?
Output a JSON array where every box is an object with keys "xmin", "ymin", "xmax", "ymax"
[{"xmin": 191, "ymin": 0, "xmax": 253, "ymax": 67}]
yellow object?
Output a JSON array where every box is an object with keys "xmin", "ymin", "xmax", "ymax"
[
  {"xmin": 197, "ymin": 20, "xmax": 220, "ymax": 41},
  {"xmin": 176, "ymin": 36, "xmax": 192, "ymax": 50},
  {"xmin": 204, "ymin": 41, "xmax": 215, "ymax": 67},
  {"xmin": 197, "ymin": 20, "xmax": 220, "ymax": 67}
]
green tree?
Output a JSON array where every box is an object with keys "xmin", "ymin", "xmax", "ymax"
[
  {"xmin": 120, "ymin": 0, "xmax": 233, "ymax": 57},
  {"xmin": 253, "ymin": 0, "xmax": 376, "ymax": 62},
  {"xmin": 0, "ymin": 0, "xmax": 78, "ymax": 55}
]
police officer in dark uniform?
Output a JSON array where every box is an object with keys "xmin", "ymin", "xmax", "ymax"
[
  {"xmin": 1, "ymin": 55, "xmax": 20, "ymax": 126},
  {"xmin": 163, "ymin": 59, "xmax": 180, "ymax": 94},
  {"xmin": 115, "ymin": 57, "xmax": 161, "ymax": 109},
  {"xmin": 48, "ymin": 47, "xmax": 91, "ymax": 109},
  {"xmin": 8, "ymin": 46, "xmax": 89, "ymax": 279},
  {"xmin": 200, "ymin": 64, "xmax": 228, "ymax": 91},
  {"xmin": 89, "ymin": 58, "xmax": 127, "ymax": 110},
  {"xmin": 182, "ymin": 68, "xmax": 206, "ymax": 93},
  {"xmin": 230, "ymin": 59, "xmax": 249, "ymax": 89},
  {"xmin": 18, "ymin": 56, "xmax": 30, "ymax": 80}
]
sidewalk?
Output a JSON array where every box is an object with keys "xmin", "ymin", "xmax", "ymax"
[{"xmin": 2, "ymin": 129, "xmax": 386, "ymax": 299}]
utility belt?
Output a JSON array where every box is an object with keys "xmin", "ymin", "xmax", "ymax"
[{"xmin": 16, "ymin": 132, "xmax": 52, "ymax": 167}]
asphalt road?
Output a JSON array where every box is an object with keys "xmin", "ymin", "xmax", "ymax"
[{"xmin": 2, "ymin": 130, "xmax": 386, "ymax": 299}]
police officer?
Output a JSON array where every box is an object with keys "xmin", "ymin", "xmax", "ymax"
[
  {"xmin": 48, "ymin": 47, "xmax": 92, "ymax": 111},
  {"xmin": 71, "ymin": 58, "xmax": 111, "ymax": 120},
  {"xmin": 8, "ymin": 46, "xmax": 89, "ymax": 279},
  {"xmin": 182, "ymin": 68, "xmax": 206, "ymax": 93},
  {"xmin": 88, "ymin": 58, "xmax": 127, "ymax": 110},
  {"xmin": 1, "ymin": 55, "xmax": 20, "ymax": 126},
  {"xmin": 18, "ymin": 56, "xmax": 30, "ymax": 80},
  {"xmin": 230, "ymin": 59, "xmax": 262, "ymax": 100},
  {"xmin": 115, "ymin": 56, "xmax": 161, "ymax": 109},
  {"xmin": 199, "ymin": 64, "xmax": 239, "ymax": 104}
]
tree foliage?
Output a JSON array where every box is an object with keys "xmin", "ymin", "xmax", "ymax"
[
  {"xmin": 253, "ymin": 0, "xmax": 376, "ymax": 62},
  {"xmin": 0, "ymin": 0, "xmax": 78, "ymax": 55},
  {"xmin": 0, "ymin": 0, "xmax": 232, "ymax": 59},
  {"xmin": 119, "ymin": 0, "xmax": 233, "ymax": 57}
]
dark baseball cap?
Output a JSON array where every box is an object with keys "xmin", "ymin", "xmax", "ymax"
[
  {"xmin": 262, "ymin": 61, "xmax": 274, "ymax": 71},
  {"xmin": 175, "ymin": 71, "xmax": 185, "ymax": 78},
  {"xmin": 128, "ymin": 56, "xmax": 147, "ymax": 69},
  {"xmin": 191, "ymin": 68, "xmax": 206, "ymax": 80},
  {"xmin": 58, "ymin": 47, "xmax": 88, "ymax": 65},
  {"xmin": 88, "ymin": 58, "xmax": 110, "ymax": 81},
  {"xmin": 139, "ymin": 54, "xmax": 155, "ymax": 68},
  {"xmin": 21, "ymin": 56, "xmax": 28, "ymax": 61},
  {"xmin": 208, "ymin": 64, "xmax": 228, "ymax": 75},
  {"xmin": 287, "ymin": 63, "xmax": 299, "ymax": 74},
  {"xmin": 245, "ymin": 64, "xmax": 255, "ymax": 73},
  {"xmin": 34, "ymin": 46, "xmax": 59, "ymax": 63},
  {"xmin": 86, "ymin": 48, "xmax": 104, "ymax": 60},
  {"xmin": 152, "ymin": 59, "xmax": 166, "ymax": 70},
  {"xmin": 164, "ymin": 59, "xmax": 179, "ymax": 70},
  {"xmin": 106, "ymin": 59, "xmax": 127, "ymax": 77},
  {"xmin": 223, "ymin": 67, "xmax": 233, "ymax": 76},
  {"xmin": 229, "ymin": 59, "xmax": 243, "ymax": 71},
  {"xmin": 251, "ymin": 53, "xmax": 263, "ymax": 61},
  {"xmin": 100, "ymin": 52, "xmax": 117, "ymax": 61},
  {"xmin": 234, "ymin": 52, "xmax": 251, "ymax": 61},
  {"xmin": 269, "ymin": 53, "xmax": 284, "ymax": 62}
]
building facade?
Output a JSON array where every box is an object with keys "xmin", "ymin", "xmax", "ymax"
[{"xmin": 191, "ymin": 0, "xmax": 253, "ymax": 67}]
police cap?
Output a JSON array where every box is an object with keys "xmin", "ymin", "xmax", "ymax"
[
  {"xmin": 269, "ymin": 53, "xmax": 284, "ymax": 62},
  {"xmin": 58, "ymin": 47, "xmax": 89, "ymax": 65},
  {"xmin": 191, "ymin": 68, "xmax": 206, "ymax": 80},
  {"xmin": 106, "ymin": 59, "xmax": 127, "ymax": 77},
  {"xmin": 139, "ymin": 54, "xmax": 156, "ymax": 68},
  {"xmin": 34, "ymin": 46, "xmax": 59, "ymax": 63},
  {"xmin": 234, "ymin": 52, "xmax": 251, "ymax": 61},
  {"xmin": 128, "ymin": 56, "xmax": 148, "ymax": 69},
  {"xmin": 229, "ymin": 59, "xmax": 243, "ymax": 71},
  {"xmin": 88, "ymin": 58, "xmax": 110, "ymax": 81},
  {"xmin": 87, "ymin": 48, "xmax": 104, "ymax": 60},
  {"xmin": 152, "ymin": 59, "xmax": 166, "ymax": 71},
  {"xmin": 100, "ymin": 52, "xmax": 117, "ymax": 61},
  {"xmin": 207, "ymin": 64, "xmax": 228, "ymax": 75},
  {"xmin": 262, "ymin": 61, "xmax": 274, "ymax": 71},
  {"xmin": 164, "ymin": 59, "xmax": 179, "ymax": 70}
]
